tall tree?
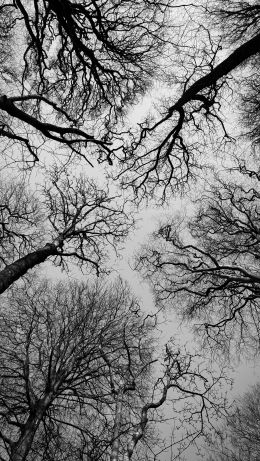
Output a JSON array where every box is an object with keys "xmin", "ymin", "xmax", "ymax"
[
  {"xmin": 0, "ymin": 277, "xmax": 225, "ymax": 461},
  {"xmin": 207, "ymin": 383, "xmax": 260, "ymax": 461},
  {"xmin": 137, "ymin": 164, "xmax": 260, "ymax": 354},
  {"xmin": 0, "ymin": 1, "xmax": 259, "ymax": 194},
  {"xmin": 0, "ymin": 277, "xmax": 153, "ymax": 461},
  {"xmin": 0, "ymin": 0, "xmax": 172, "ymax": 166},
  {"xmin": 0, "ymin": 170, "xmax": 133, "ymax": 293},
  {"xmin": 117, "ymin": 0, "xmax": 260, "ymax": 199}
]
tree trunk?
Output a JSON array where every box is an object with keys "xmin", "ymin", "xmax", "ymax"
[
  {"xmin": 10, "ymin": 414, "xmax": 42, "ymax": 461},
  {"xmin": 172, "ymin": 31, "xmax": 260, "ymax": 111},
  {"xmin": 110, "ymin": 387, "xmax": 124, "ymax": 461},
  {"xmin": 10, "ymin": 395, "xmax": 53, "ymax": 461},
  {"xmin": 0, "ymin": 243, "xmax": 58, "ymax": 294}
]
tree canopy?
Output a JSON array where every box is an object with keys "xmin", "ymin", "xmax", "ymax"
[
  {"xmin": 207, "ymin": 382, "xmax": 260, "ymax": 461},
  {"xmin": 0, "ymin": 0, "xmax": 172, "ymax": 166},
  {"xmin": 0, "ymin": 1, "xmax": 260, "ymax": 460},
  {"xmin": 137, "ymin": 167, "xmax": 260, "ymax": 354},
  {"xmin": 0, "ymin": 277, "xmax": 225, "ymax": 461}
]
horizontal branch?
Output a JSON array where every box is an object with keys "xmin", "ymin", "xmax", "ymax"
[{"xmin": 0, "ymin": 95, "xmax": 109, "ymax": 148}]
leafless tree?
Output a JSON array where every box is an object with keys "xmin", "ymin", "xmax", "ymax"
[
  {"xmin": 0, "ymin": 0, "xmax": 173, "ymax": 166},
  {"xmin": 0, "ymin": 276, "xmax": 226, "ymax": 461},
  {"xmin": 136, "ymin": 165, "xmax": 260, "ymax": 354},
  {"xmin": 0, "ymin": 1, "xmax": 259, "ymax": 203},
  {"xmin": 116, "ymin": 1, "xmax": 260, "ymax": 199},
  {"xmin": 0, "ymin": 1, "xmax": 259, "ymax": 194},
  {"xmin": 0, "ymin": 169, "xmax": 133, "ymax": 294},
  {"xmin": 206, "ymin": 382, "xmax": 260, "ymax": 461},
  {"xmin": 0, "ymin": 277, "xmax": 153, "ymax": 461}
]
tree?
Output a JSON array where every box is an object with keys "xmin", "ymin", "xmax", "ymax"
[
  {"xmin": 116, "ymin": 1, "xmax": 260, "ymax": 199},
  {"xmin": 2, "ymin": 0, "xmax": 259, "ymax": 182},
  {"xmin": 0, "ymin": 277, "xmax": 153, "ymax": 461},
  {"xmin": 0, "ymin": 4, "xmax": 246, "ymax": 461},
  {"xmin": 0, "ymin": 0, "xmax": 172, "ymax": 166},
  {"xmin": 206, "ymin": 383, "xmax": 260, "ymax": 461},
  {"xmin": 0, "ymin": 169, "xmax": 133, "ymax": 294},
  {"xmin": 0, "ymin": 0, "xmax": 173, "ymax": 291},
  {"xmin": 136, "ymin": 164, "xmax": 260, "ymax": 354},
  {"xmin": 0, "ymin": 276, "xmax": 226, "ymax": 461}
]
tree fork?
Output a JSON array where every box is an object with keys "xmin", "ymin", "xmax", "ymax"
[{"xmin": 10, "ymin": 395, "xmax": 53, "ymax": 461}]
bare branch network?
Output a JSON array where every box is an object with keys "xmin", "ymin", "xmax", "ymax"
[
  {"xmin": 0, "ymin": 2, "xmax": 259, "ymax": 460},
  {"xmin": 0, "ymin": 170, "xmax": 133, "ymax": 293},
  {"xmin": 137, "ymin": 166, "xmax": 260, "ymax": 353},
  {"xmin": 0, "ymin": 278, "xmax": 226, "ymax": 461}
]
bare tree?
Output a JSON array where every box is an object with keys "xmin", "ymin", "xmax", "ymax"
[
  {"xmin": 206, "ymin": 383, "xmax": 260, "ymax": 461},
  {"xmin": 0, "ymin": 170, "xmax": 133, "ymax": 294},
  {"xmin": 116, "ymin": 1, "xmax": 260, "ymax": 199},
  {"xmin": 0, "ymin": 277, "xmax": 226, "ymax": 461},
  {"xmin": 0, "ymin": 0, "xmax": 172, "ymax": 166},
  {"xmin": 0, "ymin": 1, "xmax": 259, "ymax": 192},
  {"xmin": 136, "ymin": 165, "xmax": 260, "ymax": 354},
  {"xmin": 0, "ymin": 277, "xmax": 153, "ymax": 461}
]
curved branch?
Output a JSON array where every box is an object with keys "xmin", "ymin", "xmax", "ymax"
[{"xmin": 0, "ymin": 95, "xmax": 108, "ymax": 147}]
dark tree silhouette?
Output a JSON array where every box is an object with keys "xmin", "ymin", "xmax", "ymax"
[
  {"xmin": 0, "ymin": 1, "xmax": 259, "ymax": 191},
  {"xmin": 0, "ymin": 278, "xmax": 153, "ymax": 461},
  {"xmin": 207, "ymin": 383, "xmax": 260, "ymax": 461},
  {"xmin": 0, "ymin": 170, "xmax": 133, "ymax": 294},
  {"xmin": 137, "ymin": 165, "xmax": 260, "ymax": 353},
  {"xmin": 117, "ymin": 1, "xmax": 260, "ymax": 199},
  {"xmin": 0, "ymin": 0, "xmax": 172, "ymax": 166},
  {"xmin": 0, "ymin": 277, "xmax": 226, "ymax": 461}
]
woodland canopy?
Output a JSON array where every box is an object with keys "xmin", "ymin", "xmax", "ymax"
[{"xmin": 0, "ymin": 1, "xmax": 260, "ymax": 460}]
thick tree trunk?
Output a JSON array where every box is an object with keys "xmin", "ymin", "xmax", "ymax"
[
  {"xmin": 10, "ymin": 395, "xmax": 53, "ymax": 461},
  {"xmin": 172, "ymin": 31, "xmax": 260, "ymax": 111},
  {"xmin": 0, "ymin": 243, "xmax": 58, "ymax": 294},
  {"xmin": 10, "ymin": 414, "xmax": 43, "ymax": 461}
]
